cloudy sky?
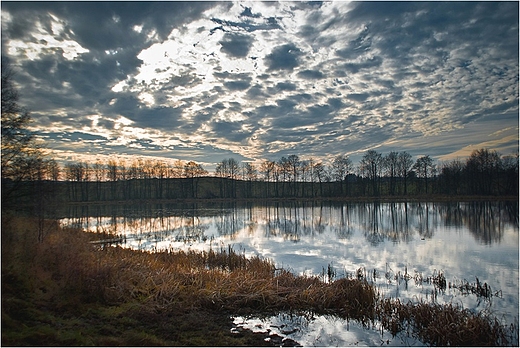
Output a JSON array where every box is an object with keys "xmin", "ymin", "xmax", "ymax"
[{"xmin": 1, "ymin": 1, "xmax": 518, "ymax": 170}]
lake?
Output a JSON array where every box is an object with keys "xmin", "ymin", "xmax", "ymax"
[{"xmin": 59, "ymin": 200, "xmax": 519, "ymax": 346}]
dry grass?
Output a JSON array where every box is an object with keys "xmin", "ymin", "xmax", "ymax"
[
  {"xmin": 2, "ymin": 215, "xmax": 376, "ymax": 320},
  {"xmin": 378, "ymin": 298, "xmax": 518, "ymax": 346},
  {"xmin": 57, "ymin": 239, "xmax": 376, "ymax": 324}
]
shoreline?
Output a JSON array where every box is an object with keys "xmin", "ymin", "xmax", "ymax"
[{"xmin": 60, "ymin": 194, "xmax": 519, "ymax": 206}]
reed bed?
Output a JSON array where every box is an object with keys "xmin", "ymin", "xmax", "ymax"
[
  {"xmin": 378, "ymin": 298, "xmax": 516, "ymax": 346},
  {"xmin": 74, "ymin": 244, "xmax": 377, "ymax": 324},
  {"xmin": 15, "ymin": 221, "xmax": 375, "ymax": 325}
]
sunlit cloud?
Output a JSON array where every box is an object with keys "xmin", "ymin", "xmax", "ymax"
[{"xmin": 1, "ymin": 1, "xmax": 517, "ymax": 169}]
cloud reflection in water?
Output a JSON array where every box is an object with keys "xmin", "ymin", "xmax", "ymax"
[{"xmin": 60, "ymin": 201, "xmax": 518, "ymax": 345}]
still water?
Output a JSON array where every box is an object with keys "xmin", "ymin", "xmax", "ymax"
[{"xmin": 60, "ymin": 201, "xmax": 519, "ymax": 346}]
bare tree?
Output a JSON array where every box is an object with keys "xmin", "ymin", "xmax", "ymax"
[
  {"xmin": 259, "ymin": 160, "xmax": 275, "ymax": 198},
  {"xmin": 439, "ymin": 160, "xmax": 464, "ymax": 195},
  {"xmin": 331, "ymin": 154, "xmax": 353, "ymax": 196},
  {"xmin": 501, "ymin": 152, "xmax": 519, "ymax": 195},
  {"xmin": 215, "ymin": 158, "xmax": 239, "ymax": 198},
  {"xmin": 465, "ymin": 148, "xmax": 501, "ymax": 195},
  {"xmin": 413, "ymin": 155, "xmax": 436, "ymax": 194},
  {"xmin": 1, "ymin": 56, "xmax": 46, "ymax": 207},
  {"xmin": 384, "ymin": 151, "xmax": 399, "ymax": 195},
  {"xmin": 170, "ymin": 160, "xmax": 185, "ymax": 178},
  {"xmin": 359, "ymin": 150, "xmax": 383, "ymax": 196},
  {"xmin": 184, "ymin": 161, "xmax": 208, "ymax": 198},
  {"xmin": 242, "ymin": 162, "xmax": 257, "ymax": 198},
  {"xmin": 287, "ymin": 154, "xmax": 300, "ymax": 196},
  {"xmin": 312, "ymin": 162, "xmax": 326, "ymax": 197},
  {"xmin": 397, "ymin": 151, "xmax": 413, "ymax": 195}
]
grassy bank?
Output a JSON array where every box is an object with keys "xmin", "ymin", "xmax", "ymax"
[
  {"xmin": 2, "ymin": 215, "xmax": 517, "ymax": 346},
  {"xmin": 2, "ymin": 215, "xmax": 374, "ymax": 346}
]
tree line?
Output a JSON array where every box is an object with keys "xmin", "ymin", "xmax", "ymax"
[{"xmin": 6, "ymin": 147, "xmax": 517, "ymax": 203}]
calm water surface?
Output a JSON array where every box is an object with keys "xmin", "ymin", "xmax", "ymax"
[{"xmin": 60, "ymin": 201, "xmax": 519, "ymax": 346}]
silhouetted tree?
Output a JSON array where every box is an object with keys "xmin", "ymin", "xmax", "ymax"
[
  {"xmin": 331, "ymin": 154, "xmax": 353, "ymax": 196},
  {"xmin": 1, "ymin": 57, "xmax": 46, "ymax": 208},
  {"xmin": 465, "ymin": 148, "xmax": 501, "ymax": 195},
  {"xmin": 299, "ymin": 159, "xmax": 311, "ymax": 197},
  {"xmin": 184, "ymin": 161, "xmax": 208, "ymax": 198},
  {"xmin": 313, "ymin": 162, "xmax": 326, "ymax": 197},
  {"xmin": 359, "ymin": 150, "xmax": 383, "ymax": 196},
  {"xmin": 287, "ymin": 154, "xmax": 300, "ymax": 196},
  {"xmin": 259, "ymin": 160, "xmax": 275, "ymax": 198},
  {"xmin": 216, "ymin": 158, "xmax": 239, "ymax": 198},
  {"xmin": 413, "ymin": 155, "xmax": 435, "ymax": 194},
  {"xmin": 500, "ymin": 152, "xmax": 519, "ymax": 195},
  {"xmin": 397, "ymin": 151, "xmax": 413, "ymax": 195},
  {"xmin": 439, "ymin": 159, "xmax": 464, "ymax": 195},
  {"xmin": 384, "ymin": 151, "xmax": 399, "ymax": 195},
  {"xmin": 241, "ymin": 162, "xmax": 257, "ymax": 198}
]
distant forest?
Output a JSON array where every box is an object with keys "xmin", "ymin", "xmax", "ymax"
[{"xmin": 5, "ymin": 148, "xmax": 518, "ymax": 204}]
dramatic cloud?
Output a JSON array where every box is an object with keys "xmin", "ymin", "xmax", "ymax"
[{"xmin": 1, "ymin": 1, "xmax": 518, "ymax": 170}]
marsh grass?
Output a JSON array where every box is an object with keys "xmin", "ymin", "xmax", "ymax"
[
  {"xmin": 449, "ymin": 277, "xmax": 500, "ymax": 299},
  {"xmin": 378, "ymin": 299, "xmax": 517, "ymax": 346},
  {"xmin": 2, "ymin": 216, "xmax": 517, "ymax": 346}
]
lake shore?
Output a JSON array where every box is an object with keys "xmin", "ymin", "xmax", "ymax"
[
  {"xmin": 63, "ymin": 194, "xmax": 519, "ymax": 206},
  {"xmin": 2, "ymin": 215, "xmax": 517, "ymax": 346}
]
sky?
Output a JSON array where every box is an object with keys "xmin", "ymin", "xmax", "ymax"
[{"xmin": 1, "ymin": 1, "xmax": 518, "ymax": 171}]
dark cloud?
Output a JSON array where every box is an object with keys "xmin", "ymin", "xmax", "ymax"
[
  {"xmin": 246, "ymin": 84, "xmax": 268, "ymax": 100},
  {"xmin": 265, "ymin": 43, "xmax": 302, "ymax": 71},
  {"xmin": 216, "ymin": 72, "xmax": 253, "ymax": 91},
  {"xmin": 210, "ymin": 120, "xmax": 250, "ymax": 142},
  {"xmin": 346, "ymin": 94, "xmax": 370, "ymax": 103},
  {"xmin": 211, "ymin": 16, "xmax": 282, "ymax": 32},
  {"xmin": 335, "ymin": 27, "xmax": 371, "ymax": 60},
  {"xmin": 224, "ymin": 80, "xmax": 252, "ymax": 91},
  {"xmin": 288, "ymin": 93, "xmax": 313, "ymax": 104},
  {"xmin": 219, "ymin": 33, "xmax": 254, "ymax": 58},
  {"xmin": 341, "ymin": 56, "xmax": 383, "ymax": 74},
  {"xmin": 36, "ymin": 131, "xmax": 107, "ymax": 143},
  {"xmin": 134, "ymin": 106, "xmax": 184, "ymax": 131},
  {"xmin": 327, "ymin": 98, "xmax": 344, "ymax": 109},
  {"xmin": 297, "ymin": 69, "xmax": 325, "ymax": 80},
  {"xmin": 240, "ymin": 6, "xmax": 261, "ymax": 19},
  {"xmin": 107, "ymin": 94, "xmax": 142, "ymax": 118},
  {"xmin": 2, "ymin": 2, "xmax": 213, "ymax": 51},
  {"xmin": 270, "ymin": 82, "xmax": 297, "ymax": 93}
]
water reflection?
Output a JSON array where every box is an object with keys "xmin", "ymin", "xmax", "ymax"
[
  {"xmin": 59, "ymin": 200, "xmax": 519, "ymax": 342},
  {"xmin": 60, "ymin": 201, "xmax": 517, "ymax": 247}
]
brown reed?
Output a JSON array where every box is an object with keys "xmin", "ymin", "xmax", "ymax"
[{"xmin": 378, "ymin": 298, "xmax": 516, "ymax": 346}]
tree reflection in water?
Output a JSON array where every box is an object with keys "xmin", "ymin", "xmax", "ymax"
[{"xmin": 60, "ymin": 201, "xmax": 518, "ymax": 247}]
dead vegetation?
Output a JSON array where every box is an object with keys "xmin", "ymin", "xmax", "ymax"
[{"xmin": 378, "ymin": 299, "xmax": 517, "ymax": 346}]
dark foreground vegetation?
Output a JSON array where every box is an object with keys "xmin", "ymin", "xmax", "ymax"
[{"xmin": 2, "ymin": 215, "xmax": 517, "ymax": 346}]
